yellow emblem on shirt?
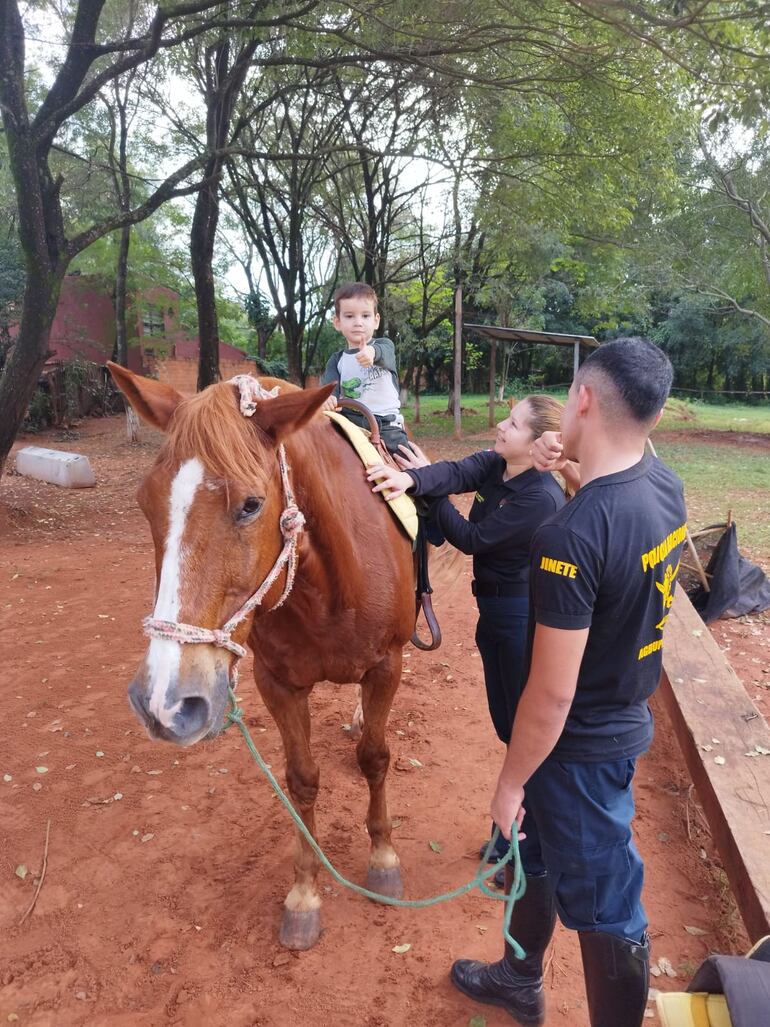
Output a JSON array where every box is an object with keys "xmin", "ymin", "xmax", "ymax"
[{"xmin": 539, "ymin": 555, "xmax": 578, "ymax": 579}]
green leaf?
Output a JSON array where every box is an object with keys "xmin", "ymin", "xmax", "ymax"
[
  {"xmin": 429, "ymin": 840, "xmax": 442, "ymax": 853},
  {"xmin": 469, "ymin": 1017, "xmax": 487, "ymax": 1027}
]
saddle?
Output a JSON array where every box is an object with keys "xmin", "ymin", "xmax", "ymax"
[
  {"xmin": 324, "ymin": 408, "xmax": 418, "ymax": 542},
  {"xmin": 324, "ymin": 400, "xmax": 441, "ymax": 651}
]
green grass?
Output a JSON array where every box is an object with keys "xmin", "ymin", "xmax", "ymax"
[
  {"xmin": 408, "ymin": 392, "xmax": 770, "ymax": 437},
  {"xmin": 408, "ymin": 393, "xmax": 770, "ymax": 557},
  {"xmin": 653, "ymin": 440, "xmax": 770, "ymax": 556}
]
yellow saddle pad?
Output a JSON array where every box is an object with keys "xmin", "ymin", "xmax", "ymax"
[
  {"xmin": 656, "ymin": 992, "xmax": 731, "ymax": 1027},
  {"xmin": 324, "ymin": 410, "xmax": 418, "ymax": 542}
]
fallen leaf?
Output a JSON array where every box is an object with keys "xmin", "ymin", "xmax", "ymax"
[
  {"xmin": 14, "ymin": 864, "xmax": 27, "ymax": 880},
  {"xmin": 35, "ymin": 766, "xmax": 48, "ymax": 774},
  {"xmin": 714, "ymin": 756, "xmax": 726, "ymax": 766},
  {"xmin": 658, "ymin": 956, "xmax": 677, "ymax": 978},
  {"xmin": 408, "ymin": 757, "xmax": 423, "ymax": 768},
  {"xmin": 141, "ymin": 833, "xmax": 155, "ymax": 843},
  {"xmin": 429, "ymin": 840, "xmax": 442, "ymax": 853},
  {"xmin": 684, "ymin": 925, "xmax": 708, "ymax": 936},
  {"xmin": 392, "ymin": 943, "xmax": 411, "ymax": 954},
  {"xmin": 469, "ymin": 1017, "xmax": 487, "ymax": 1027}
]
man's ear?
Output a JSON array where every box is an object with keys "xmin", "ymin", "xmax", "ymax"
[
  {"xmin": 576, "ymin": 382, "xmax": 592, "ymax": 417},
  {"xmin": 251, "ymin": 383, "xmax": 336, "ymax": 443},
  {"xmin": 650, "ymin": 408, "xmax": 664, "ymax": 430},
  {"xmin": 107, "ymin": 361, "xmax": 184, "ymax": 431}
]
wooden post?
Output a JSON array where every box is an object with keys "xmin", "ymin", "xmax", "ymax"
[
  {"xmin": 453, "ymin": 284, "xmax": 462, "ymax": 440},
  {"xmin": 573, "ymin": 340, "xmax": 580, "ymax": 380},
  {"xmin": 488, "ymin": 337, "xmax": 497, "ymax": 428}
]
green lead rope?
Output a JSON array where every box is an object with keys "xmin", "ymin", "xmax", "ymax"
[{"xmin": 224, "ymin": 687, "xmax": 527, "ymax": 958}]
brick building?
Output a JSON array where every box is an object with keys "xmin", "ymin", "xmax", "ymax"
[{"xmin": 47, "ymin": 274, "xmax": 255, "ymax": 392}]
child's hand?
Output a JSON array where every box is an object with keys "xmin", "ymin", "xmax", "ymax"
[
  {"xmin": 367, "ymin": 463, "xmax": 413, "ymax": 498},
  {"xmin": 530, "ymin": 431, "xmax": 566, "ymax": 472},
  {"xmin": 321, "ymin": 394, "xmax": 339, "ymax": 412},
  {"xmin": 395, "ymin": 442, "xmax": 431, "ymax": 470},
  {"xmin": 355, "ymin": 344, "xmax": 376, "ymax": 368}
]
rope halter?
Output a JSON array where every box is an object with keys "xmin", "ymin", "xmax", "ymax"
[{"xmin": 143, "ymin": 376, "xmax": 305, "ymax": 682}]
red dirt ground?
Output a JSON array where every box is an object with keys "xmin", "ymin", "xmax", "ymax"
[{"xmin": 1, "ymin": 416, "xmax": 764, "ymax": 1027}]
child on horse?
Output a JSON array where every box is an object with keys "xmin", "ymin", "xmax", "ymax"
[{"xmin": 320, "ymin": 282, "xmax": 409, "ymax": 456}]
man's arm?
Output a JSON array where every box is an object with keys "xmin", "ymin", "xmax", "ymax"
[{"xmin": 491, "ymin": 623, "xmax": 589, "ymax": 839}]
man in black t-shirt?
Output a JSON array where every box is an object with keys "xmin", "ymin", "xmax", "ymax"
[{"xmin": 451, "ymin": 338, "xmax": 687, "ymax": 1027}]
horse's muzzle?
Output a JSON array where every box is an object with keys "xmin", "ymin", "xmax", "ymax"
[{"xmin": 128, "ymin": 673, "xmax": 228, "ymax": 745}]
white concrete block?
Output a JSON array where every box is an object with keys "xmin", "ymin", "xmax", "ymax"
[{"xmin": 15, "ymin": 446, "xmax": 96, "ymax": 488}]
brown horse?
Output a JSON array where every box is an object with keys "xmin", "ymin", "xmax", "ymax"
[{"xmin": 108, "ymin": 364, "xmax": 417, "ymax": 950}]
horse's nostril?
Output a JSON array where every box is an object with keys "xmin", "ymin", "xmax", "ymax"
[{"xmin": 174, "ymin": 696, "xmax": 210, "ymax": 738}]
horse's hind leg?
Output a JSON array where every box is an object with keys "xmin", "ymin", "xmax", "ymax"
[
  {"xmin": 256, "ymin": 674, "xmax": 322, "ymax": 950},
  {"xmin": 357, "ymin": 648, "xmax": 403, "ymax": 899}
]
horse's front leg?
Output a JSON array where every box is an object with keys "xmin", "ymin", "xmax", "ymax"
[
  {"xmin": 358, "ymin": 647, "xmax": 403, "ymax": 899},
  {"xmin": 256, "ymin": 672, "xmax": 322, "ymax": 950}
]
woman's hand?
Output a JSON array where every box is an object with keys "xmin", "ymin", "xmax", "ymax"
[
  {"xmin": 367, "ymin": 463, "xmax": 414, "ymax": 498},
  {"xmin": 321, "ymin": 394, "xmax": 339, "ymax": 412},
  {"xmin": 394, "ymin": 441, "xmax": 431, "ymax": 470}
]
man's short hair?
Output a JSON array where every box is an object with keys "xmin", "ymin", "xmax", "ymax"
[
  {"xmin": 577, "ymin": 336, "xmax": 673, "ymax": 425},
  {"xmin": 333, "ymin": 282, "xmax": 378, "ymax": 315}
]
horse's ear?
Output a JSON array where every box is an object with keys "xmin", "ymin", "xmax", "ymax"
[
  {"xmin": 107, "ymin": 361, "xmax": 184, "ymax": 432},
  {"xmin": 251, "ymin": 383, "xmax": 336, "ymax": 443}
]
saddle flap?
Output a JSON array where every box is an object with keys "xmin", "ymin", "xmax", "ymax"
[{"xmin": 324, "ymin": 410, "xmax": 418, "ymax": 542}]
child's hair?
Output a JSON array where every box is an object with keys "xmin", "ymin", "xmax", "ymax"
[
  {"xmin": 512, "ymin": 394, "xmax": 563, "ymax": 439},
  {"xmin": 333, "ymin": 282, "xmax": 378, "ymax": 315}
]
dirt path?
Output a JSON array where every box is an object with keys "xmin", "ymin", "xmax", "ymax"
[{"xmin": 1, "ymin": 416, "xmax": 759, "ymax": 1026}]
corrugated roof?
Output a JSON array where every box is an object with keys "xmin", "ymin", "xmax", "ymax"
[{"xmin": 464, "ymin": 324, "xmax": 598, "ymax": 348}]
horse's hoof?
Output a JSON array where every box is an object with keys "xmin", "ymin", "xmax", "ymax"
[
  {"xmin": 279, "ymin": 907, "xmax": 322, "ymax": 950},
  {"xmin": 366, "ymin": 865, "xmax": 403, "ymax": 900}
]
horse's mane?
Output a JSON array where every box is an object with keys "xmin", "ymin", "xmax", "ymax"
[{"xmin": 161, "ymin": 381, "xmax": 272, "ymax": 486}]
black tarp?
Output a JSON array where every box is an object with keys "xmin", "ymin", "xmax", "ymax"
[
  {"xmin": 686, "ymin": 937, "xmax": 770, "ymax": 1027},
  {"xmin": 690, "ymin": 523, "xmax": 770, "ymax": 623}
]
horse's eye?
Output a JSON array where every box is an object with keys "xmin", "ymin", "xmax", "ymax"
[{"xmin": 237, "ymin": 496, "xmax": 263, "ymax": 523}]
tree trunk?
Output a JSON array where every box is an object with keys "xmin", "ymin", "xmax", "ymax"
[
  {"xmin": 113, "ymin": 225, "xmax": 130, "ymax": 366},
  {"xmin": 191, "ymin": 167, "xmax": 222, "ymax": 391},
  {"xmin": 284, "ymin": 326, "xmax": 304, "ymax": 385},
  {"xmin": 0, "ymin": 272, "xmax": 62, "ymax": 477}
]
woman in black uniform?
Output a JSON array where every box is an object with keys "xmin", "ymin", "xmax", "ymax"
[{"xmin": 368, "ymin": 395, "xmax": 577, "ymax": 874}]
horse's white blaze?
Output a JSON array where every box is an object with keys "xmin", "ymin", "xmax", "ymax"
[{"xmin": 147, "ymin": 458, "xmax": 204, "ymax": 724}]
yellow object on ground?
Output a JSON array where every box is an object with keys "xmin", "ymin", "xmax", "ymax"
[
  {"xmin": 656, "ymin": 992, "xmax": 731, "ymax": 1027},
  {"xmin": 324, "ymin": 410, "xmax": 418, "ymax": 542}
]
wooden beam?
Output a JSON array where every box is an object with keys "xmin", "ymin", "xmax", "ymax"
[{"xmin": 659, "ymin": 589, "xmax": 770, "ymax": 941}]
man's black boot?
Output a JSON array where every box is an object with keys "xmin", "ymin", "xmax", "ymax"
[
  {"xmin": 578, "ymin": 929, "xmax": 650, "ymax": 1027},
  {"xmin": 451, "ymin": 871, "xmax": 556, "ymax": 1026}
]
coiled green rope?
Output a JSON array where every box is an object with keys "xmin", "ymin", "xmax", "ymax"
[{"xmin": 224, "ymin": 687, "xmax": 526, "ymax": 957}]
